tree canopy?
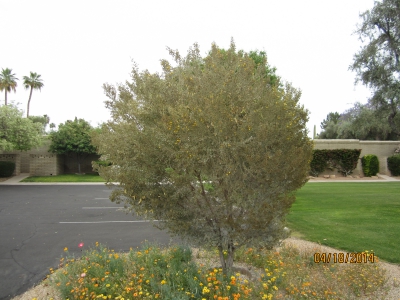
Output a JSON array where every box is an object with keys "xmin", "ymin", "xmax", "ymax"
[
  {"xmin": 350, "ymin": 0, "xmax": 400, "ymax": 137},
  {"xmin": 93, "ymin": 41, "xmax": 313, "ymax": 272},
  {"xmin": 23, "ymin": 72, "xmax": 44, "ymax": 117},
  {"xmin": 318, "ymin": 102, "xmax": 398, "ymax": 140},
  {"xmin": 0, "ymin": 68, "xmax": 18, "ymax": 106},
  {"xmin": 28, "ymin": 114, "xmax": 50, "ymax": 134},
  {"xmin": 49, "ymin": 118, "xmax": 97, "ymax": 173},
  {"xmin": 0, "ymin": 104, "xmax": 43, "ymax": 151}
]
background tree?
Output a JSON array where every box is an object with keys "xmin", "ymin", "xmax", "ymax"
[
  {"xmin": 350, "ymin": 0, "xmax": 400, "ymax": 137},
  {"xmin": 28, "ymin": 114, "xmax": 50, "ymax": 133},
  {"xmin": 248, "ymin": 50, "xmax": 280, "ymax": 86},
  {"xmin": 93, "ymin": 41, "xmax": 313, "ymax": 272},
  {"xmin": 23, "ymin": 72, "xmax": 44, "ymax": 117},
  {"xmin": 318, "ymin": 102, "xmax": 397, "ymax": 140},
  {"xmin": 0, "ymin": 104, "xmax": 42, "ymax": 151},
  {"xmin": 320, "ymin": 112, "xmax": 340, "ymax": 131},
  {"xmin": 0, "ymin": 68, "xmax": 18, "ymax": 106},
  {"xmin": 49, "ymin": 117, "xmax": 97, "ymax": 173}
]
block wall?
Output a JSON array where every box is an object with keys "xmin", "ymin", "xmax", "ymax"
[{"xmin": 29, "ymin": 154, "xmax": 64, "ymax": 176}]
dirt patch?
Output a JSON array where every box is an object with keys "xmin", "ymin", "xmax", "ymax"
[{"xmin": 0, "ymin": 177, "xmax": 12, "ymax": 182}]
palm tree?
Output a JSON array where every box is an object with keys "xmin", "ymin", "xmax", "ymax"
[
  {"xmin": 23, "ymin": 72, "xmax": 44, "ymax": 117},
  {"xmin": 0, "ymin": 68, "xmax": 19, "ymax": 106}
]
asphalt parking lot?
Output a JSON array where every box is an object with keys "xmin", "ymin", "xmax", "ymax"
[{"xmin": 0, "ymin": 185, "xmax": 175, "ymax": 300}]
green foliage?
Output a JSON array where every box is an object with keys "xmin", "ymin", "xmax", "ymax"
[
  {"xmin": 332, "ymin": 149, "xmax": 362, "ymax": 176},
  {"xmin": 28, "ymin": 114, "xmax": 50, "ymax": 133},
  {"xmin": 93, "ymin": 40, "xmax": 313, "ymax": 272},
  {"xmin": 309, "ymin": 150, "xmax": 328, "ymax": 176},
  {"xmin": 350, "ymin": 0, "xmax": 400, "ymax": 138},
  {"xmin": 320, "ymin": 112, "xmax": 340, "ymax": 130},
  {"xmin": 93, "ymin": 160, "xmax": 112, "ymax": 167},
  {"xmin": 247, "ymin": 50, "xmax": 280, "ymax": 86},
  {"xmin": 387, "ymin": 154, "xmax": 400, "ymax": 176},
  {"xmin": 361, "ymin": 154, "xmax": 379, "ymax": 176},
  {"xmin": 309, "ymin": 149, "xmax": 361, "ymax": 176},
  {"xmin": 0, "ymin": 161, "xmax": 15, "ymax": 177},
  {"xmin": 49, "ymin": 118, "xmax": 97, "ymax": 173},
  {"xmin": 0, "ymin": 104, "xmax": 43, "ymax": 151},
  {"xmin": 92, "ymin": 160, "xmax": 112, "ymax": 174}
]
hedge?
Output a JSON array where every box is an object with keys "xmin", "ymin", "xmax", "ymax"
[
  {"xmin": 361, "ymin": 154, "xmax": 379, "ymax": 177},
  {"xmin": 0, "ymin": 161, "xmax": 15, "ymax": 177},
  {"xmin": 387, "ymin": 154, "xmax": 400, "ymax": 176},
  {"xmin": 310, "ymin": 149, "xmax": 361, "ymax": 177}
]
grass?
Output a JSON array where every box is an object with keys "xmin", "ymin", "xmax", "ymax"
[
  {"xmin": 21, "ymin": 174, "xmax": 105, "ymax": 182},
  {"xmin": 287, "ymin": 182, "xmax": 400, "ymax": 264},
  {"xmin": 45, "ymin": 242, "xmax": 389, "ymax": 300}
]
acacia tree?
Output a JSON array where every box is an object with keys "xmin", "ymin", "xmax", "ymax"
[
  {"xmin": 49, "ymin": 118, "xmax": 97, "ymax": 173},
  {"xmin": 0, "ymin": 68, "xmax": 18, "ymax": 106},
  {"xmin": 23, "ymin": 72, "xmax": 44, "ymax": 117},
  {"xmin": 0, "ymin": 104, "xmax": 42, "ymax": 151},
  {"xmin": 93, "ymin": 41, "xmax": 313, "ymax": 272},
  {"xmin": 350, "ymin": 0, "xmax": 400, "ymax": 137}
]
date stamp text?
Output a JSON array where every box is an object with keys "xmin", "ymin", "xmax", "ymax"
[{"xmin": 314, "ymin": 252, "xmax": 375, "ymax": 264}]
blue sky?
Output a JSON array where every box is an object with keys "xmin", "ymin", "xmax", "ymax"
[{"xmin": 1, "ymin": 0, "xmax": 375, "ymax": 137}]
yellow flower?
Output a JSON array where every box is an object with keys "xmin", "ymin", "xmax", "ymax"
[
  {"xmin": 64, "ymin": 247, "xmax": 68, "ymax": 252},
  {"xmin": 161, "ymin": 280, "xmax": 167, "ymax": 285}
]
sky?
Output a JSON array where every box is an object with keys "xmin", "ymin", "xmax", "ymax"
[{"xmin": 1, "ymin": 0, "xmax": 376, "ymax": 137}]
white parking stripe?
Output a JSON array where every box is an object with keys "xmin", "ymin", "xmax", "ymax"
[
  {"xmin": 59, "ymin": 220, "xmax": 158, "ymax": 224},
  {"xmin": 95, "ymin": 198, "xmax": 109, "ymax": 199},
  {"xmin": 82, "ymin": 207, "xmax": 121, "ymax": 209}
]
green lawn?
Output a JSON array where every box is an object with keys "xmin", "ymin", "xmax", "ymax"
[
  {"xmin": 21, "ymin": 174, "xmax": 106, "ymax": 182},
  {"xmin": 287, "ymin": 182, "xmax": 400, "ymax": 263}
]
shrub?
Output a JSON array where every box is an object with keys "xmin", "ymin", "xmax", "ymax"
[
  {"xmin": 309, "ymin": 149, "xmax": 361, "ymax": 177},
  {"xmin": 332, "ymin": 149, "xmax": 362, "ymax": 176},
  {"xmin": 0, "ymin": 161, "xmax": 15, "ymax": 177},
  {"xmin": 362, "ymin": 154, "xmax": 379, "ymax": 177},
  {"xmin": 310, "ymin": 150, "xmax": 328, "ymax": 176},
  {"xmin": 387, "ymin": 154, "xmax": 400, "ymax": 176},
  {"xmin": 93, "ymin": 160, "xmax": 112, "ymax": 167},
  {"xmin": 92, "ymin": 160, "xmax": 112, "ymax": 173}
]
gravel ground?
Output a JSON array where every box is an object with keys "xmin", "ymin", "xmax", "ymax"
[{"xmin": 283, "ymin": 237, "xmax": 400, "ymax": 300}]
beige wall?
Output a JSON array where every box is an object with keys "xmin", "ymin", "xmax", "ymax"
[
  {"xmin": 313, "ymin": 139, "xmax": 400, "ymax": 176},
  {"xmin": 0, "ymin": 137, "xmax": 98, "ymax": 176},
  {"xmin": 29, "ymin": 154, "xmax": 64, "ymax": 176}
]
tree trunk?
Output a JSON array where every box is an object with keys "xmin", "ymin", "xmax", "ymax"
[
  {"xmin": 27, "ymin": 87, "xmax": 33, "ymax": 117},
  {"xmin": 4, "ymin": 90, "xmax": 7, "ymax": 106},
  {"xmin": 218, "ymin": 241, "xmax": 235, "ymax": 274},
  {"xmin": 77, "ymin": 153, "xmax": 82, "ymax": 174}
]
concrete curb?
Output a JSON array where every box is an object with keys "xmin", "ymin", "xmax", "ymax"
[
  {"xmin": 0, "ymin": 173, "xmax": 116, "ymax": 185},
  {"xmin": 1, "ymin": 173, "xmax": 399, "ymax": 185}
]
